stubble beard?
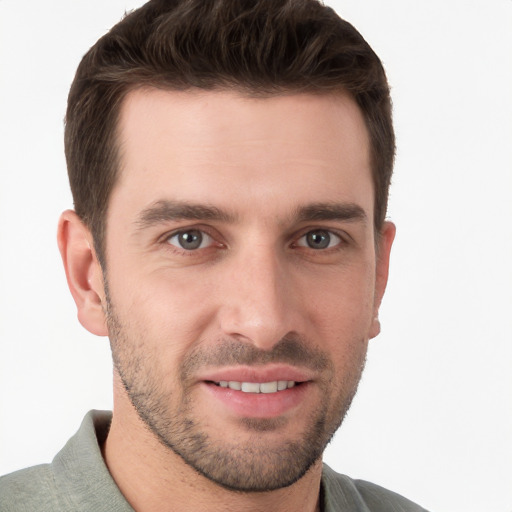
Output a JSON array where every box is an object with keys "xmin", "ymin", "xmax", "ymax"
[{"xmin": 105, "ymin": 293, "xmax": 366, "ymax": 493}]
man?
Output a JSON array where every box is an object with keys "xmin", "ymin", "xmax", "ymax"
[{"xmin": 0, "ymin": 0, "xmax": 427, "ymax": 510}]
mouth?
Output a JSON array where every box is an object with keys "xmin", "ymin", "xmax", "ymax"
[
  {"xmin": 209, "ymin": 380, "xmax": 299, "ymax": 394},
  {"xmin": 201, "ymin": 377, "xmax": 310, "ymax": 419},
  {"xmin": 197, "ymin": 365, "xmax": 314, "ymax": 418}
]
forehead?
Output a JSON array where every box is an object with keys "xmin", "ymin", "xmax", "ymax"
[{"xmin": 111, "ymin": 88, "xmax": 373, "ymax": 221}]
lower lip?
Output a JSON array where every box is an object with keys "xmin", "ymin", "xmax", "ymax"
[{"xmin": 202, "ymin": 382, "xmax": 310, "ymax": 419}]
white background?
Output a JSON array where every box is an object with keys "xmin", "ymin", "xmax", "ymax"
[{"xmin": 0, "ymin": 1, "xmax": 511, "ymax": 511}]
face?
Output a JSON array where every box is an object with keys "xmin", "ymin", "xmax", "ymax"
[{"xmin": 102, "ymin": 89, "xmax": 393, "ymax": 492}]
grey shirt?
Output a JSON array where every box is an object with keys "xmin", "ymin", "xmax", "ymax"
[{"xmin": 0, "ymin": 411, "xmax": 428, "ymax": 511}]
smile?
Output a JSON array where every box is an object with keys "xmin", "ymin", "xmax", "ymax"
[{"xmin": 213, "ymin": 380, "xmax": 297, "ymax": 393}]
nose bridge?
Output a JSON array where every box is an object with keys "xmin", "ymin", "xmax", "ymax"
[{"xmin": 219, "ymin": 241, "xmax": 298, "ymax": 350}]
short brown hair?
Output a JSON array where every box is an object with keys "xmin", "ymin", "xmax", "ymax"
[{"xmin": 65, "ymin": 0, "xmax": 394, "ymax": 266}]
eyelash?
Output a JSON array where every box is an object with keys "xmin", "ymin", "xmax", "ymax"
[
  {"xmin": 294, "ymin": 229, "xmax": 345, "ymax": 250},
  {"xmin": 161, "ymin": 226, "xmax": 349, "ymax": 255},
  {"xmin": 162, "ymin": 227, "xmax": 223, "ymax": 255}
]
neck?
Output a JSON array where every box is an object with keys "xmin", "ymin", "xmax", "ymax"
[{"xmin": 102, "ymin": 386, "xmax": 323, "ymax": 512}]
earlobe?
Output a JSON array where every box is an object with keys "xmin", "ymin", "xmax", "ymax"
[
  {"xmin": 57, "ymin": 210, "xmax": 108, "ymax": 336},
  {"xmin": 369, "ymin": 221, "xmax": 396, "ymax": 339}
]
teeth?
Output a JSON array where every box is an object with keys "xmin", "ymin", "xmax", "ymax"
[
  {"xmin": 277, "ymin": 380, "xmax": 288, "ymax": 391},
  {"xmin": 216, "ymin": 380, "xmax": 298, "ymax": 393},
  {"xmin": 241, "ymin": 382, "xmax": 260, "ymax": 393},
  {"xmin": 260, "ymin": 381, "xmax": 278, "ymax": 393}
]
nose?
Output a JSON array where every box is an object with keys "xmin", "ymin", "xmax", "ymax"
[{"xmin": 217, "ymin": 244, "xmax": 303, "ymax": 351}]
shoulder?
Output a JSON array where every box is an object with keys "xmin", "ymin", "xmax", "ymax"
[
  {"xmin": 0, "ymin": 463, "xmax": 68, "ymax": 512},
  {"xmin": 322, "ymin": 464, "xmax": 429, "ymax": 512},
  {"xmin": 0, "ymin": 411, "xmax": 132, "ymax": 512}
]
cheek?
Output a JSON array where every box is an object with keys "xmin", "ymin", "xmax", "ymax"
[
  {"xmin": 304, "ymin": 263, "xmax": 376, "ymax": 336},
  {"xmin": 112, "ymin": 269, "xmax": 217, "ymax": 350}
]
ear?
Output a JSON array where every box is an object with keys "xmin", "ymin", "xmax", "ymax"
[
  {"xmin": 369, "ymin": 221, "xmax": 396, "ymax": 339},
  {"xmin": 57, "ymin": 210, "xmax": 108, "ymax": 336}
]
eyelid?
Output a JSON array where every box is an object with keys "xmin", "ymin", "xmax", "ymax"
[
  {"xmin": 295, "ymin": 229, "xmax": 343, "ymax": 249},
  {"xmin": 166, "ymin": 230, "xmax": 214, "ymax": 250},
  {"xmin": 159, "ymin": 224, "xmax": 225, "ymax": 251}
]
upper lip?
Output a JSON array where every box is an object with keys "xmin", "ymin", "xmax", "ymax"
[{"xmin": 197, "ymin": 364, "xmax": 315, "ymax": 384}]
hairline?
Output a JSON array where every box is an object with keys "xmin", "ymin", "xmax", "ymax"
[{"xmin": 92, "ymin": 83, "xmax": 385, "ymax": 269}]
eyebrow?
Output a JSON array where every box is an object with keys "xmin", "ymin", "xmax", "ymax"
[
  {"xmin": 135, "ymin": 200, "xmax": 237, "ymax": 230},
  {"xmin": 135, "ymin": 199, "xmax": 368, "ymax": 231},
  {"xmin": 295, "ymin": 202, "xmax": 368, "ymax": 224}
]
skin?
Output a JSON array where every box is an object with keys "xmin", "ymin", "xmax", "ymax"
[{"xmin": 58, "ymin": 89, "xmax": 395, "ymax": 512}]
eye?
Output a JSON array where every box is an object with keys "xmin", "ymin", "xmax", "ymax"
[
  {"xmin": 166, "ymin": 229, "xmax": 214, "ymax": 251},
  {"xmin": 296, "ymin": 229, "xmax": 342, "ymax": 250}
]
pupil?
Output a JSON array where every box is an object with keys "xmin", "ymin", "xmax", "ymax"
[
  {"xmin": 179, "ymin": 230, "xmax": 202, "ymax": 250},
  {"xmin": 307, "ymin": 230, "xmax": 330, "ymax": 249}
]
